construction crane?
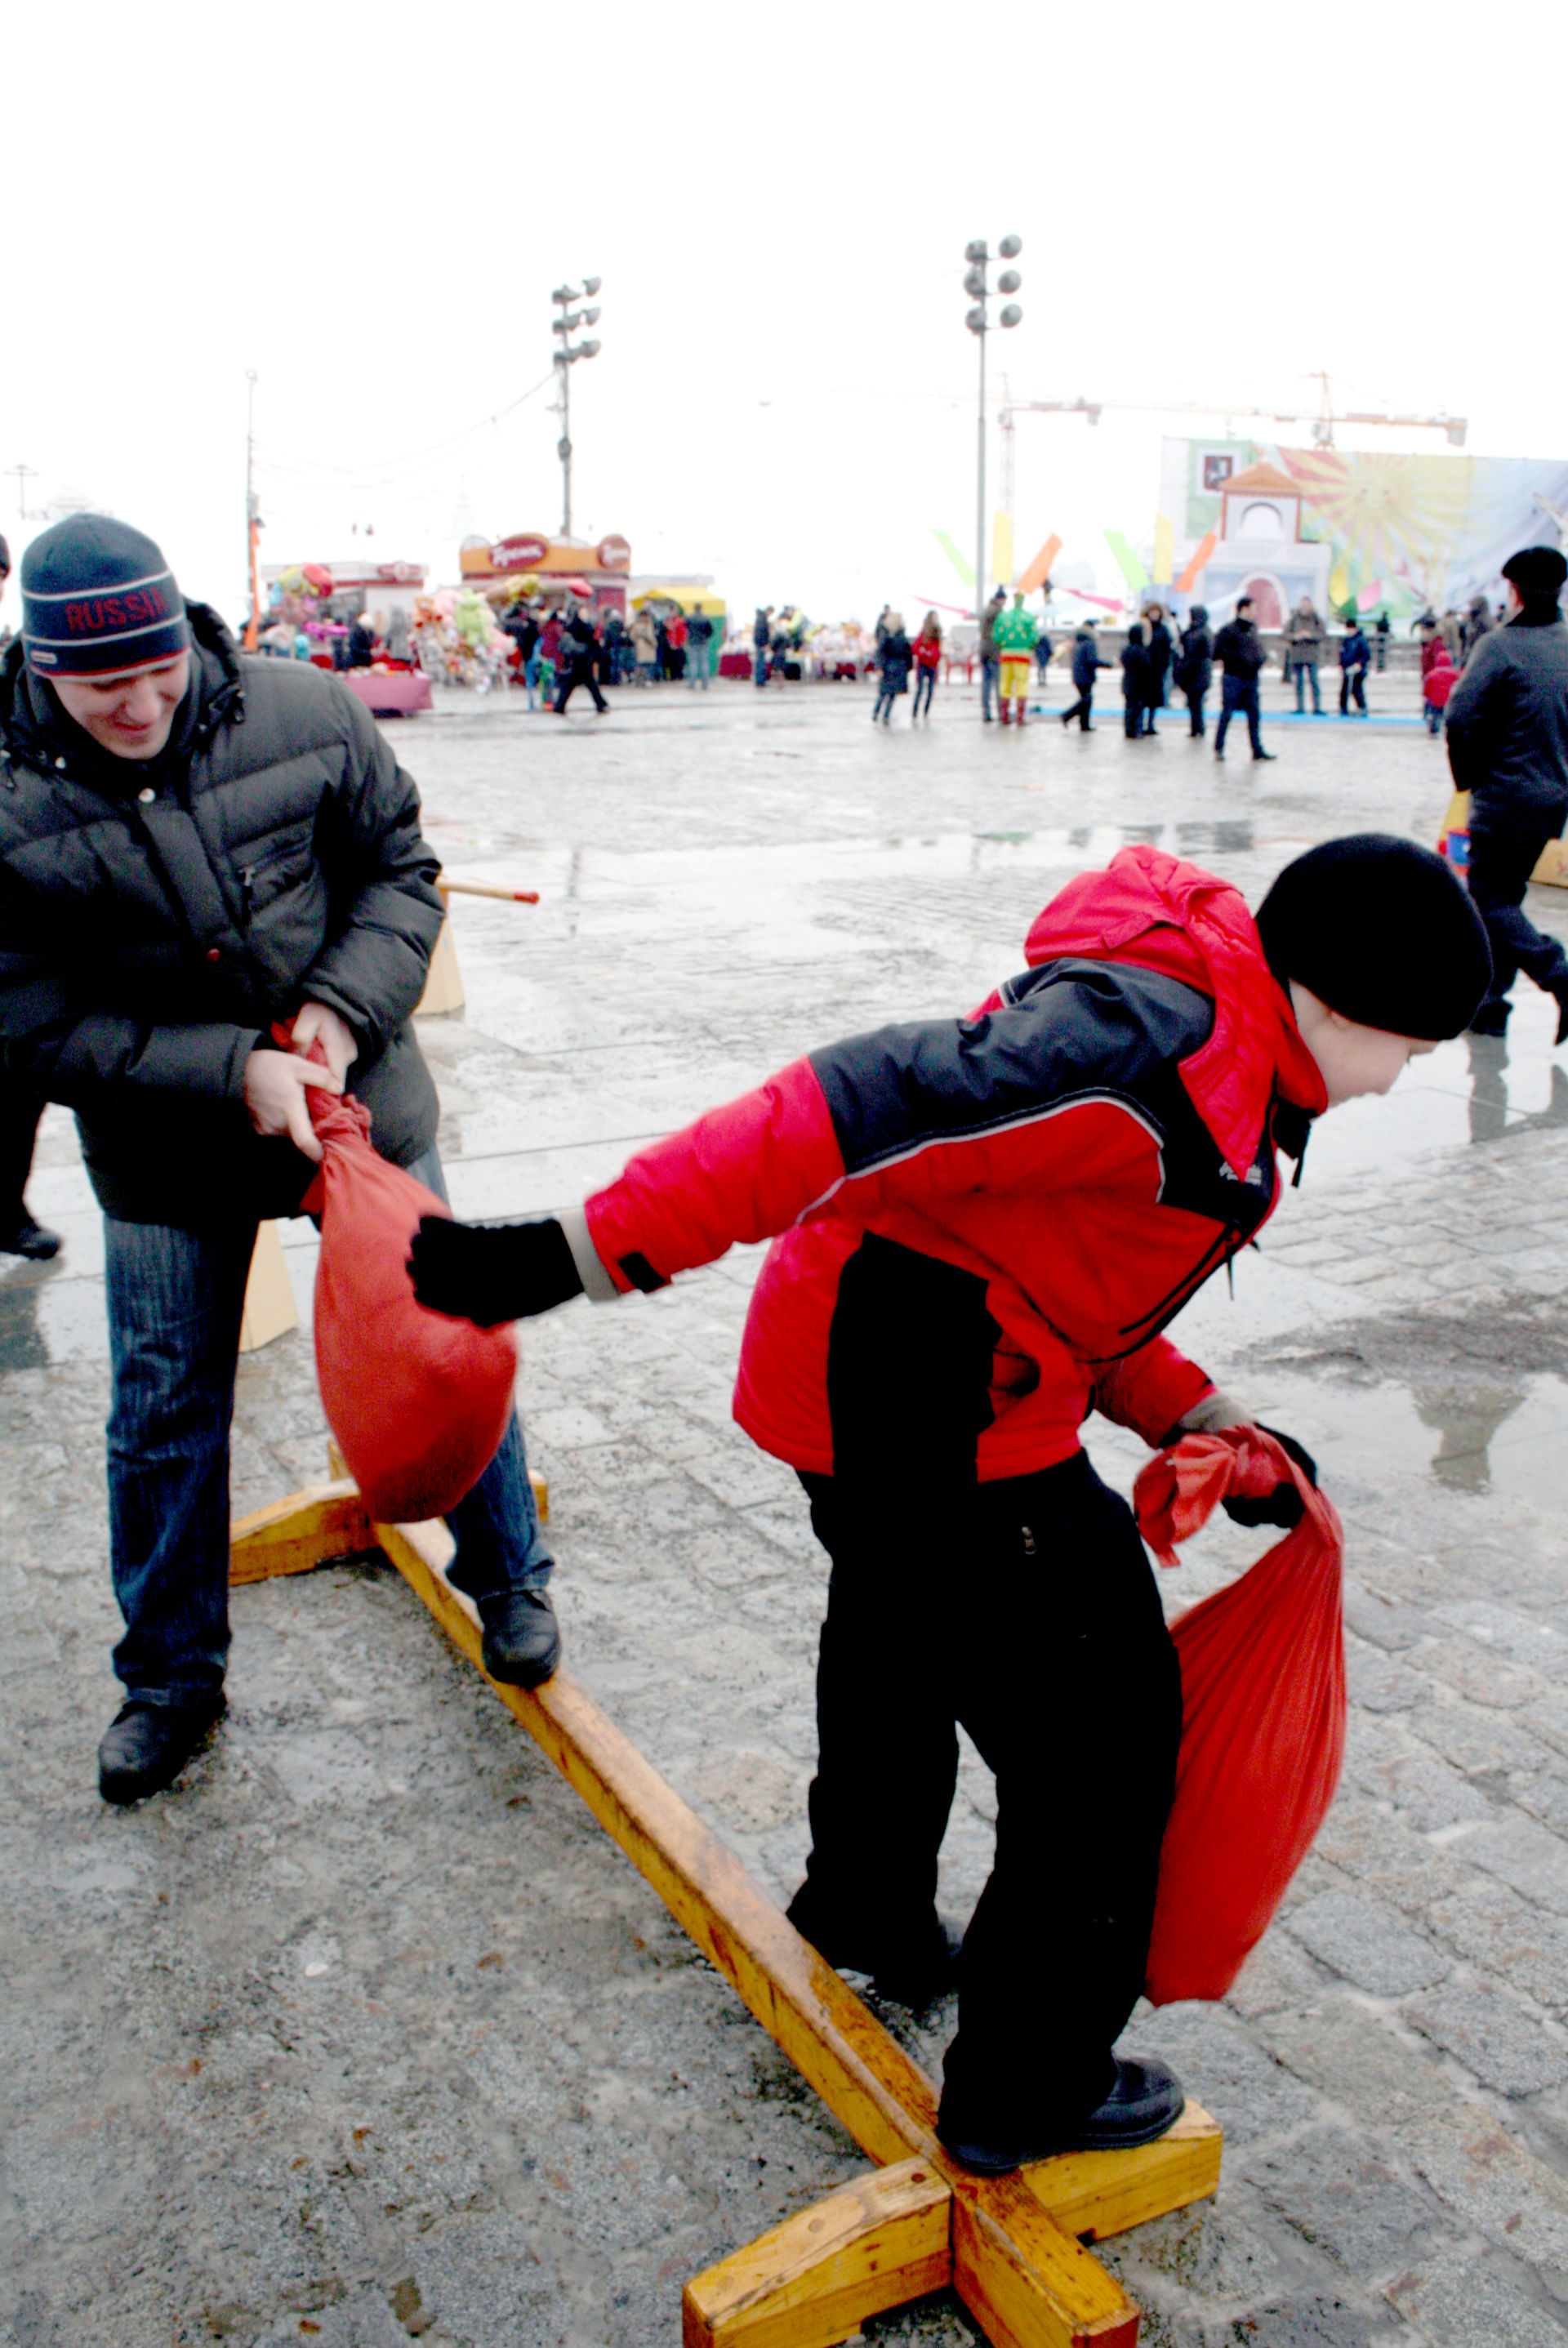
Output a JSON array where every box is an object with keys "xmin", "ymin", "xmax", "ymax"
[{"xmin": 998, "ymin": 376, "xmax": 1467, "ymax": 517}]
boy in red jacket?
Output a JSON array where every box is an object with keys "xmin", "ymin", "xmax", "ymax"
[{"xmin": 412, "ymin": 836, "xmax": 1490, "ymax": 2172}]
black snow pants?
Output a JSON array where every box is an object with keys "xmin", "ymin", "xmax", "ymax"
[{"xmin": 790, "ymin": 1450, "xmax": 1183, "ymax": 2141}]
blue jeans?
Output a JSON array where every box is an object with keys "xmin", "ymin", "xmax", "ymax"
[
  {"xmin": 981, "ymin": 657, "xmax": 1000, "ymax": 720},
  {"xmin": 523, "ymin": 654, "xmax": 540, "ymax": 710},
  {"xmin": 1292, "ymin": 661, "xmax": 1321, "ymax": 714},
  {"xmin": 1214, "ymin": 675, "xmax": 1263, "ymax": 755},
  {"xmin": 103, "ymin": 1144, "xmax": 551, "ymax": 1707}
]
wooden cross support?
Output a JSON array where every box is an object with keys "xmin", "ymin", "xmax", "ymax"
[{"xmin": 230, "ymin": 1469, "xmax": 1221, "ymax": 2348}]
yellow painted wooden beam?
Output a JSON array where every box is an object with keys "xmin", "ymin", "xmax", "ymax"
[
  {"xmin": 229, "ymin": 1480, "xmax": 372, "ymax": 1584},
  {"xmin": 228, "ymin": 1467, "xmax": 1220, "ymax": 2346},
  {"xmin": 682, "ymin": 2156, "xmax": 951, "ymax": 2348},
  {"xmin": 1024, "ymin": 2103, "xmax": 1221, "ymax": 2243},
  {"xmin": 324, "ymin": 1436, "xmax": 546, "ymax": 1524}
]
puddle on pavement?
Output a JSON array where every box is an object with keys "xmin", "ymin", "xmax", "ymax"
[
  {"xmin": 1240, "ymin": 1366, "xmax": 1568, "ymax": 1512},
  {"xmin": 1243, "ymin": 1292, "xmax": 1568, "ymax": 1512}
]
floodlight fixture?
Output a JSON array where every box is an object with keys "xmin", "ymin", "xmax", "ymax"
[
  {"xmin": 998, "ymin": 270, "xmax": 1021, "ymax": 294},
  {"xmin": 999, "ymin": 234, "xmax": 1022, "ymax": 257},
  {"xmin": 1000, "ymin": 304, "xmax": 1022, "ymax": 328}
]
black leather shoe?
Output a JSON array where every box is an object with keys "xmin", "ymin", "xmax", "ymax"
[
  {"xmin": 1468, "ymin": 1000, "xmax": 1510, "ymax": 1038},
  {"xmin": 478, "ymin": 1588, "xmax": 561, "ymax": 1687},
  {"xmin": 0, "ymin": 1212, "xmax": 61, "ymax": 1261},
  {"xmin": 937, "ymin": 2056, "xmax": 1186, "ymax": 2175},
  {"xmin": 1252, "ymin": 749, "xmax": 1277, "ymax": 760},
  {"xmin": 786, "ymin": 1894, "xmax": 963, "ymax": 2008},
  {"xmin": 98, "ymin": 1696, "xmax": 225, "ymax": 1805}
]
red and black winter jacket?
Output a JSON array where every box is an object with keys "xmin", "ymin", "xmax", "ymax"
[{"xmin": 579, "ymin": 848, "xmax": 1327, "ymax": 1484}]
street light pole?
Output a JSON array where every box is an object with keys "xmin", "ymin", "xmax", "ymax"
[
  {"xmin": 243, "ymin": 370, "xmax": 261, "ymax": 649},
  {"xmin": 550, "ymin": 278, "xmax": 603, "ymax": 538},
  {"xmin": 963, "ymin": 237, "xmax": 1023, "ymax": 623}
]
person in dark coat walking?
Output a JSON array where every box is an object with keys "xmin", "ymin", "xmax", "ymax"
[
  {"xmin": 1213, "ymin": 597, "xmax": 1274, "ymax": 760},
  {"xmin": 1174, "ymin": 605, "xmax": 1214, "ymax": 737},
  {"xmin": 0, "ymin": 532, "xmax": 61, "ymax": 1263},
  {"xmin": 345, "ymin": 613, "xmax": 375, "ymax": 669},
  {"xmin": 1120, "ymin": 622, "xmax": 1151, "ymax": 738},
  {"xmin": 1338, "ymin": 619, "xmax": 1370, "ymax": 715},
  {"xmin": 555, "ymin": 606, "xmax": 608, "ymax": 713},
  {"xmin": 872, "ymin": 616, "xmax": 914, "ymax": 724},
  {"xmin": 0, "ymin": 515, "xmax": 558, "ymax": 1804},
  {"xmin": 1060, "ymin": 622, "xmax": 1109, "ymax": 731},
  {"xmin": 754, "ymin": 607, "xmax": 773, "ymax": 688},
  {"xmin": 1140, "ymin": 605, "xmax": 1174, "ymax": 735},
  {"xmin": 1446, "ymin": 543, "xmax": 1568, "ymax": 1039}
]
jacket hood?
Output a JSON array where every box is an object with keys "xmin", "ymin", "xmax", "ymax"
[
  {"xmin": 1, "ymin": 600, "xmax": 243, "ymax": 786},
  {"xmin": 1022, "ymin": 844, "xmax": 1327, "ymax": 1174}
]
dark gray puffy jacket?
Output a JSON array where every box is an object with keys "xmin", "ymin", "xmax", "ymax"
[
  {"xmin": 1445, "ymin": 612, "xmax": 1568, "ymax": 840},
  {"xmin": 0, "ymin": 603, "xmax": 444, "ymax": 1225}
]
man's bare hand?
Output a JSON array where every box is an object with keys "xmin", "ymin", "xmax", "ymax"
[
  {"xmin": 243, "ymin": 1048, "xmax": 342, "ymax": 1161},
  {"xmin": 290, "ymin": 1000, "xmax": 359, "ymax": 1084}
]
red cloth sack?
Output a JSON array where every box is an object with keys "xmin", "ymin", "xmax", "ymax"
[
  {"xmin": 1134, "ymin": 1428, "xmax": 1346, "ymax": 2005},
  {"xmin": 296, "ymin": 1078, "xmax": 518, "ymax": 1523}
]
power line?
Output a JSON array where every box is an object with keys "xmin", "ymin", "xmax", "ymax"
[{"xmin": 252, "ymin": 372, "xmax": 556, "ymax": 490}]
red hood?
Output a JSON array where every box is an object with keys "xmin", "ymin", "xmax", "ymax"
[{"xmin": 1023, "ymin": 846, "xmax": 1327, "ymax": 1176}]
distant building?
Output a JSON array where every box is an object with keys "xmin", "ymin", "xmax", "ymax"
[{"xmin": 1192, "ymin": 461, "xmax": 1333, "ymax": 627}]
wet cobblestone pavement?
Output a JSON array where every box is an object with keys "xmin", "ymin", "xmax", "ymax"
[{"xmin": 5, "ymin": 666, "xmax": 1568, "ymax": 2346}]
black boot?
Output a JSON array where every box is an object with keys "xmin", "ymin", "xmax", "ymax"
[
  {"xmin": 478, "ymin": 1586, "xmax": 561, "ymax": 1687},
  {"xmin": 786, "ymin": 1888, "xmax": 963, "ymax": 2009},
  {"xmin": 938, "ymin": 2056, "xmax": 1185, "ymax": 2175},
  {"xmin": 1552, "ymin": 982, "xmax": 1568, "ymax": 1047},
  {"xmin": 99, "ymin": 1695, "xmax": 225, "ymax": 1805},
  {"xmin": 1468, "ymin": 999, "xmax": 1510, "ymax": 1038},
  {"xmin": 0, "ymin": 1211, "xmax": 61, "ymax": 1260}
]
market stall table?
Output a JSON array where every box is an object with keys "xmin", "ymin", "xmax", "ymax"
[{"xmin": 342, "ymin": 670, "xmax": 434, "ymax": 718}]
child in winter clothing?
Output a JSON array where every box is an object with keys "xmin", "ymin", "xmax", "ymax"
[
  {"xmin": 1061, "ymin": 624, "xmax": 1109, "ymax": 730},
  {"xmin": 1423, "ymin": 647, "xmax": 1457, "ymax": 734},
  {"xmin": 412, "ymin": 835, "xmax": 1490, "ymax": 2178}
]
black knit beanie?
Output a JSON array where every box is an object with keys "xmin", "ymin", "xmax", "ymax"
[
  {"xmin": 20, "ymin": 515, "xmax": 187, "ymax": 677},
  {"xmin": 1254, "ymin": 834, "xmax": 1492, "ymax": 1040}
]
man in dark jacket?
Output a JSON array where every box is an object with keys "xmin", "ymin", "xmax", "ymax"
[
  {"xmin": 1446, "ymin": 543, "xmax": 1568, "ymax": 1038},
  {"xmin": 1174, "ymin": 605, "xmax": 1214, "ymax": 737},
  {"xmin": 0, "ymin": 531, "xmax": 61, "ymax": 1261},
  {"xmin": 554, "ymin": 605, "xmax": 608, "ymax": 714},
  {"xmin": 1212, "ymin": 597, "xmax": 1275, "ymax": 761},
  {"xmin": 1338, "ymin": 617, "xmax": 1371, "ymax": 715},
  {"xmin": 0, "ymin": 515, "xmax": 558, "ymax": 1804},
  {"xmin": 1140, "ymin": 605, "xmax": 1174, "ymax": 735},
  {"xmin": 1060, "ymin": 622, "xmax": 1108, "ymax": 731}
]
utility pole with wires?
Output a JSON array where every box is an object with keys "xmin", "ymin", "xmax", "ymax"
[
  {"xmin": 7, "ymin": 463, "xmax": 39, "ymax": 523},
  {"xmin": 243, "ymin": 371, "xmax": 261, "ymax": 650},
  {"xmin": 550, "ymin": 279, "xmax": 602, "ymax": 538}
]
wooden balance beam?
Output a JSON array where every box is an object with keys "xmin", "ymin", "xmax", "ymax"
[{"xmin": 229, "ymin": 1467, "xmax": 1221, "ymax": 2347}]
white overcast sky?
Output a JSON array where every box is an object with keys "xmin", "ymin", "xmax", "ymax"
[{"xmin": 5, "ymin": 6, "xmax": 1562, "ymax": 630}]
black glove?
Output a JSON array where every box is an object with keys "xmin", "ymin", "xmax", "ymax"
[
  {"xmin": 408, "ymin": 1214, "xmax": 584, "ymax": 1325},
  {"xmin": 1221, "ymin": 1424, "xmax": 1318, "ymax": 1531}
]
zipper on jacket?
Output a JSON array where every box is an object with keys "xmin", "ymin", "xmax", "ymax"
[{"xmin": 239, "ymin": 866, "xmax": 255, "ymax": 929}]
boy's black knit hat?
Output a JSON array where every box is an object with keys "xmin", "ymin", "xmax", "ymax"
[{"xmin": 1255, "ymin": 833, "xmax": 1491, "ymax": 1039}]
